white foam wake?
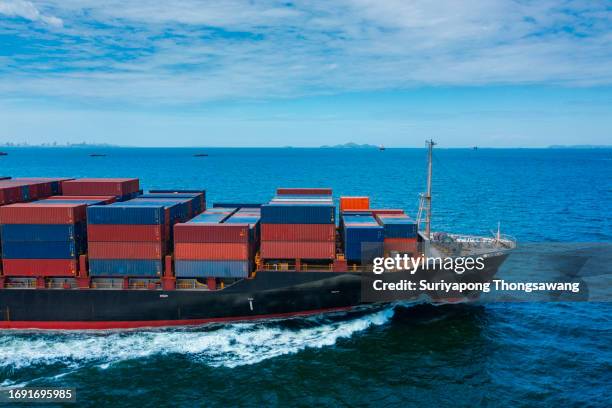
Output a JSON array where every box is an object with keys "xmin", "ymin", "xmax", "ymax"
[{"xmin": 0, "ymin": 307, "xmax": 394, "ymax": 371}]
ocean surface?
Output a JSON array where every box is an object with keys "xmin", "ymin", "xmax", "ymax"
[{"xmin": 0, "ymin": 147, "xmax": 610, "ymax": 407}]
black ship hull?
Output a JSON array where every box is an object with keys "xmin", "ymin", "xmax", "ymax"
[{"xmin": 0, "ymin": 254, "xmax": 508, "ymax": 330}]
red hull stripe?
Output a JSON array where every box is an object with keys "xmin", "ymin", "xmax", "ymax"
[{"xmin": 0, "ymin": 306, "xmax": 353, "ymax": 330}]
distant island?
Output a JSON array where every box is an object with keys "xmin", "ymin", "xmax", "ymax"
[
  {"xmin": 548, "ymin": 145, "xmax": 611, "ymax": 149},
  {"xmin": 0, "ymin": 142, "xmax": 118, "ymax": 148},
  {"xmin": 320, "ymin": 142, "xmax": 378, "ymax": 149}
]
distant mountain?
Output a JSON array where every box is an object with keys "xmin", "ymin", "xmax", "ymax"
[
  {"xmin": 320, "ymin": 142, "xmax": 379, "ymax": 149},
  {"xmin": 548, "ymin": 144, "xmax": 611, "ymax": 149}
]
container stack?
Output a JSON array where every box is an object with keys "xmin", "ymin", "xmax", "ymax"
[
  {"xmin": 61, "ymin": 178, "xmax": 141, "ymax": 201},
  {"xmin": 0, "ymin": 202, "xmax": 88, "ymax": 276},
  {"xmin": 341, "ymin": 214, "xmax": 384, "ymax": 262},
  {"xmin": 174, "ymin": 207, "xmax": 259, "ymax": 278},
  {"xmin": 375, "ymin": 213, "xmax": 418, "ymax": 256},
  {"xmin": 260, "ymin": 189, "xmax": 336, "ymax": 261},
  {"xmin": 86, "ymin": 203, "xmax": 169, "ymax": 277}
]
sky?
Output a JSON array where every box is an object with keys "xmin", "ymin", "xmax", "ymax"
[{"xmin": 0, "ymin": 0, "xmax": 611, "ymax": 147}]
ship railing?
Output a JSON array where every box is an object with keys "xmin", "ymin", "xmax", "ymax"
[{"xmin": 429, "ymin": 232, "xmax": 517, "ymax": 257}]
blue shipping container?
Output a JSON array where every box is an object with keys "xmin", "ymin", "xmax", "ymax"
[
  {"xmin": 261, "ymin": 204, "xmax": 335, "ymax": 224},
  {"xmin": 376, "ymin": 216, "xmax": 418, "ymax": 238},
  {"xmin": 342, "ymin": 215, "xmax": 384, "ymax": 261},
  {"xmin": 87, "ymin": 205, "xmax": 165, "ymax": 225},
  {"xmin": 2, "ymin": 240, "xmax": 83, "ymax": 259},
  {"xmin": 89, "ymin": 259, "xmax": 162, "ymax": 276},
  {"xmin": 175, "ymin": 260, "xmax": 251, "ymax": 278},
  {"xmin": 0, "ymin": 223, "xmax": 86, "ymax": 242}
]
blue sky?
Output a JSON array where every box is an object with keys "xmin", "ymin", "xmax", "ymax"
[{"xmin": 0, "ymin": 0, "xmax": 611, "ymax": 147}]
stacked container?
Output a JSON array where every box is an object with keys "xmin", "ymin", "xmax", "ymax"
[
  {"xmin": 174, "ymin": 207, "xmax": 259, "ymax": 278},
  {"xmin": 375, "ymin": 213, "xmax": 418, "ymax": 256},
  {"xmin": 86, "ymin": 203, "xmax": 169, "ymax": 277},
  {"xmin": 61, "ymin": 178, "xmax": 141, "ymax": 201},
  {"xmin": 0, "ymin": 178, "xmax": 67, "ymax": 204},
  {"xmin": 260, "ymin": 190, "xmax": 336, "ymax": 260},
  {"xmin": 341, "ymin": 214, "xmax": 384, "ymax": 262},
  {"xmin": 0, "ymin": 201, "xmax": 88, "ymax": 276},
  {"xmin": 339, "ymin": 196, "xmax": 370, "ymax": 212},
  {"xmin": 148, "ymin": 190, "xmax": 206, "ymax": 216}
]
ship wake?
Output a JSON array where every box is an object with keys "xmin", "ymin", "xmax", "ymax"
[{"xmin": 0, "ymin": 306, "xmax": 394, "ymax": 383}]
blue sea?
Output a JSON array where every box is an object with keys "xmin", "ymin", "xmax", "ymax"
[{"xmin": 0, "ymin": 147, "xmax": 610, "ymax": 407}]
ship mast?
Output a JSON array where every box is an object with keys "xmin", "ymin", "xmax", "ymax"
[{"xmin": 424, "ymin": 139, "xmax": 435, "ymax": 239}]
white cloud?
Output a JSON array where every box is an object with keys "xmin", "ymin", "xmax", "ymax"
[
  {"xmin": 0, "ymin": 0, "xmax": 610, "ymax": 106},
  {"xmin": 0, "ymin": 0, "xmax": 62, "ymax": 27}
]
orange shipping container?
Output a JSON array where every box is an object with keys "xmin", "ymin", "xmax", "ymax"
[{"xmin": 340, "ymin": 197, "xmax": 370, "ymax": 211}]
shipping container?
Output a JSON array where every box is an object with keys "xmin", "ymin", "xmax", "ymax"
[
  {"xmin": 148, "ymin": 190, "xmax": 206, "ymax": 214},
  {"xmin": 261, "ymin": 203, "xmax": 335, "ymax": 224},
  {"xmin": 1, "ymin": 259, "xmax": 78, "ymax": 277},
  {"xmin": 0, "ymin": 184, "xmax": 22, "ymax": 205},
  {"xmin": 213, "ymin": 203, "xmax": 261, "ymax": 208},
  {"xmin": 375, "ymin": 214, "xmax": 418, "ymax": 238},
  {"xmin": 0, "ymin": 223, "xmax": 85, "ymax": 242},
  {"xmin": 89, "ymin": 259, "xmax": 162, "ymax": 276},
  {"xmin": 175, "ymin": 260, "xmax": 251, "ymax": 278},
  {"xmin": 88, "ymin": 242, "xmax": 164, "ymax": 259},
  {"xmin": 0, "ymin": 177, "xmax": 10, "ymax": 180},
  {"xmin": 87, "ymin": 204, "xmax": 165, "ymax": 225},
  {"xmin": 276, "ymin": 188, "xmax": 332, "ymax": 195},
  {"xmin": 122, "ymin": 199, "xmax": 189, "ymax": 223},
  {"xmin": 340, "ymin": 197, "xmax": 370, "ymax": 211},
  {"xmin": 2, "ymin": 240, "xmax": 81, "ymax": 259},
  {"xmin": 342, "ymin": 214, "xmax": 384, "ymax": 261},
  {"xmin": 174, "ymin": 223, "xmax": 250, "ymax": 243},
  {"xmin": 61, "ymin": 178, "xmax": 140, "ymax": 197},
  {"xmin": 174, "ymin": 242, "xmax": 250, "ymax": 260},
  {"xmin": 46, "ymin": 195, "xmax": 116, "ymax": 204},
  {"xmin": 260, "ymin": 224, "xmax": 336, "ymax": 241},
  {"xmin": 187, "ymin": 210, "xmax": 235, "ymax": 224},
  {"xmin": 87, "ymin": 224, "xmax": 163, "ymax": 242},
  {"xmin": 341, "ymin": 209, "xmax": 405, "ymax": 216},
  {"xmin": 0, "ymin": 203, "xmax": 87, "ymax": 224},
  {"xmin": 260, "ymin": 241, "xmax": 336, "ymax": 259},
  {"xmin": 383, "ymin": 238, "xmax": 418, "ymax": 255},
  {"xmin": 12, "ymin": 177, "xmax": 74, "ymax": 195}
]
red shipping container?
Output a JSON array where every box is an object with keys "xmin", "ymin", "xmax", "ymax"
[
  {"xmin": 341, "ymin": 209, "xmax": 405, "ymax": 215},
  {"xmin": 88, "ymin": 242, "xmax": 164, "ymax": 259},
  {"xmin": 47, "ymin": 195, "xmax": 117, "ymax": 204},
  {"xmin": 260, "ymin": 241, "xmax": 336, "ymax": 259},
  {"xmin": 0, "ymin": 203, "xmax": 87, "ymax": 224},
  {"xmin": 87, "ymin": 225, "xmax": 163, "ymax": 242},
  {"xmin": 0, "ymin": 185, "xmax": 22, "ymax": 205},
  {"xmin": 174, "ymin": 243, "xmax": 250, "ymax": 260},
  {"xmin": 384, "ymin": 238, "xmax": 418, "ymax": 254},
  {"xmin": 61, "ymin": 178, "xmax": 140, "ymax": 196},
  {"xmin": 260, "ymin": 224, "xmax": 336, "ymax": 242},
  {"xmin": 174, "ymin": 223, "xmax": 250, "ymax": 243},
  {"xmin": 276, "ymin": 188, "xmax": 332, "ymax": 196},
  {"xmin": 2, "ymin": 259, "xmax": 78, "ymax": 277}
]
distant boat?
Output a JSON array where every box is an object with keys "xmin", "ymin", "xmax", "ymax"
[
  {"xmin": 473, "ymin": 146, "xmax": 478, "ymax": 150},
  {"xmin": 193, "ymin": 153, "xmax": 208, "ymax": 157},
  {"xmin": 0, "ymin": 152, "xmax": 8, "ymax": 156},
  {"xmin": 89, "ymin": 153, "xmax": 106, "ymax": 157},
  {"xmin": 379, "ymin": 145, "xmax": 385, "ymax": 151}
]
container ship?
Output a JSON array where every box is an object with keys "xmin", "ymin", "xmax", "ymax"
[{"xmin": 0, "ymin": 142, "xmax": 515, "ymax": 329}]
